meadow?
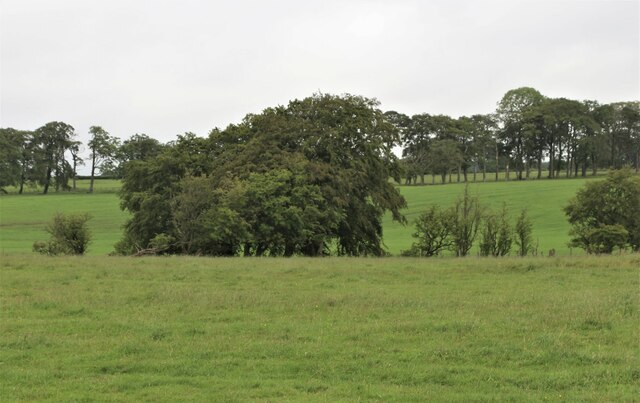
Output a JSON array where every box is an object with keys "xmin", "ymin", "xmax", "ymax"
[
  {"xmin": 1, "ymin": 176, "xmax": 602, "ymax": 256},
  {"xmin": 1, "ymin": 254, "xmax": 638, "ymax": 401}
]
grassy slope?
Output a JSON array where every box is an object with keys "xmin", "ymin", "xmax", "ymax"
[
  {"xmin": 384, "ymin": 178, "xmax": 600, "ymax": 256},
  {"xmin": 1, "ymin": 177, "xmax": 598, "ymax": 256},
  {"xmin": 0, "ymin": 192, "xmax": 126, "ymax": 255},
  {"xmin": 1, "ymin": 255, "xmax": 638, "ymax": 401}
]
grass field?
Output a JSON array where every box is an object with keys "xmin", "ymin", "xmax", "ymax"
[
  {"xmin": 1, "ymin": 177, "xmax": 603, "ymax": 256},
  {"xmin": 1, "ymin": 254, "xmax": 638, "ymax": 401}
]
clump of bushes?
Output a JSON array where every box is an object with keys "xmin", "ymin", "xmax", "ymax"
[
  {"xmin": 565, "ymin": 169, "xmax": 640, "ymax": 254},
  {"xmin": 33, "ymin": 212, "xmax": 92, "ymax": 255},
  {"xmin": 403, "ymin": 186, "xmax": 533, "ymax": 258}
]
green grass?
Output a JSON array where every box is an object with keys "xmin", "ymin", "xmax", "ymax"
[
  {"xmin": 0, "ymin": 192, "xmax": 127, "ymax": 255},
  {"xmin": 3, "ymin": 178, "xmax": 122, "ymax": 194},
  {"xmin": 1, "ymin": 254, "xmax": 638, "ymax": 401},
  {"xmin": 1, "ymin": 177, "xmax": 602, "ymax": 256},
  {"xmin": 384, "ymin": 177, "xmax": 604, "ymax": 256}
]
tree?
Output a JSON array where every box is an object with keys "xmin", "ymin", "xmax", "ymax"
[
  {"xmin": 403, "ymin": 205, "xmax": 454, "ymax": 257},
  {"xmin": 496, "ymin": 87, "xmax": 545, "ymax": 180},
  {"xmin": 117, "ymin": 93, "xmax": 406, "ymax": 257},
  {"xmin": 0, "ymin": 128, "xmax": 27, "ymax": 193},
  {"xmin": 107, "ymin": 134, "xmax": 165, "ymax": 178},
  {"xmin": 33, "ymin": 212, "xmax": 92, "ymax": 255},
  {"xmin": 427, "ymin": 139, "xmax": 462, "ymax": 183},
  {"xmin": 450, "ymin": 185, "xmax": 482, "ymax": 256},
  {"xmin": 69, "ymin": 141, "xmax": 84, "ymax": 190},
  {"xmin": 514, "ymin": 209, "xmax": 534, "ymax": 256},
  {"xmin": 87, "ymin": 126, "xmax": 119, "ymax": 193},
  {"xmin": 33, "ymin": 121, "xmax": 76, "ymax": 194},
  {"xmin": 565, "ymin": 169, "xmax": 640, "ymax": 253}
]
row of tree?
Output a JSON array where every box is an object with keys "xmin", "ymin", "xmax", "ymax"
[
  {"xmin": 0, "ymin": 125, "xmax": 163, "ymax": 194},
  {"xmin": 1, "ymin": 87, "xmax": 637, "ymax": 193},
  {"xmin": 389, "ymin": 88, "xmax": 639, "ymax": 185}
]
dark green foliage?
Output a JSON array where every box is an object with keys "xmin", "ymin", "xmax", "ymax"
[
  {"xmin": 514, "ymin": 209, "xmax": 534, "ymax": 256},
  {"xmin": 33, "ymin": 121, "xmax": 77, "ymax": 194},
  {"xmin": 565, "ymin": 169, "xmax": 640, "ymax": 253},
  {"xmin": 33, "ymin": 212, "xmax": 92, "ymax": 255},
  {"xmin": 87, "ymin": 126, "xmax": 120, "ymax": 193},
  {"xmin": 0, "ymin": 128, "xmax": 26, "ymax": 192},
  {"xmin": 116, "ymin": 93, "xmax": 406, "ymax": 256},
  {"xmin": 574, "ymin": 224, "xmax": 629, "ymax": 254},
  {"xmin": 451, "ymin": 185, "xmax": 482, "ymax": 256},
  {"xmin": 403, "ymin": 206, "xmax": 454, "ymax": 257},
  {"xmin": 480, "ymin": 204, "xmax": 513, "ymax": 257}
]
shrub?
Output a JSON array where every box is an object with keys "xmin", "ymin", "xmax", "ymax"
[
  {"xmin": 451, "ymin": 185, "xmax": 482, "ymax": 257},
  {"xmin": 514, "ymin": 209, "xmax": 533, "ymax": 257},
  {"xmin": 403, "ymin": 205, "xmax": 454, "ymax": 257},
  {"xmin": 565, "ymin": 169, "xmax": 640, "ymax": 253},
  {"xmin": 33, "ymin": 213, "xmax": 92, "ymax": 255},
  {"xmin": 480, "ymin": 204, "xmax": 513, "ymax": 257}
]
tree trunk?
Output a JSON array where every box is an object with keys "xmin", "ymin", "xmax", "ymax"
[
  {"xmin": 482, "ymin": 163, "xmax": 486, "ymax": 182},
  {"xmin": 457, "ymin": 167, "xmax": 460, "ymax": 183},
  {"xmin": 495, "ymin": 143, "xmax": 499, "ymax": 182},
  {"xmin": 420, "ymin": 174, "xmax": 424, "ymax": 185},
  {"xmin": 548, "ymin": 142, "xmax": 555, "ymax": 179},
  {"xmin": 43, "ymin": 165, "xmax": 52, "ymax": 194},
  {"xmin": 89, "ymin": 152, "xmax": 96, "ymax": 193},
  {"xmin": 72, "ymin": 159, "xmax": 77, "ymax": 190},
  {"xmin": 505, "ymin": 163, "xmax": 510, "ymax": 181},
  {"xmin": 592, "ymin": 154, "xmax": 598, "ymax": 176},
  {"xmin": 537, "ymin": 153, "xmax": 542, "ymax": 179}
]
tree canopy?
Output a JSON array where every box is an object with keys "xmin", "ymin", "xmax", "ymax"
[{"xmin": 116, "ymin": 93, "xmax": 407, "ymax": 256}]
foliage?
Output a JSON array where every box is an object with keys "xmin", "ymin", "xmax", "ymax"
[
  {"xmin": 450, "ymin": 185, "xmax": 483, "ymax": 256},
  {"xmin": 479, "ymin": 204, "xmax": 513, "ymax": 256},
  {"xmin": 117, "ymin": 93, "xmax": 406, "ymax": 256},
  {"xmin": 87, "ymin": 126, "xmax": 120, "ymax": 193},
  {"xmin": 33, "ymin": 121, "xmax": 77, "ymax": 194},
  {"xmin": 33, "ymin": 212, "xmax": 92, "ymax": 255},
  {"xmin": 565, "ymin": 169, "xmax": 640, "ymax": 253},
  {"xmin": 403, "ymin": 205, "xmax": 454, "ymax": 257},
  {"xmin": 514, "ymin": 208, "xmax": 534, "ymax": 256}
]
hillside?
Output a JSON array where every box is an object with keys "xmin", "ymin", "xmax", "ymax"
[{"xmin": 1, "ymin": 177, "xmax": 600, "ymax": 256}]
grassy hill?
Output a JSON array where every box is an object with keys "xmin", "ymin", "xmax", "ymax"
[
  {"xmin": 1, "ymin": 177, "xmax": 601, "ymax": 256},
  {"xmin": 1, "ymin": 254, "xmax": 637, "ymax": 401}
]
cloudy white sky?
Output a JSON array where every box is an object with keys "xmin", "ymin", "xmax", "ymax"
[{"xmin": 1, "ymin": 0, "xmax": 638, "ymax": 155}]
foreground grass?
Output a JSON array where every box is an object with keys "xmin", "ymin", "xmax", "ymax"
[{"xmin": 1, "ymin": 255, "xmax": 638, "ymax": 401}]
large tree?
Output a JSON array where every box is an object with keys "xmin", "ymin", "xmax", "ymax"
[
  {"xmin": 33, "ymin": 121, "xmax": 76, "ymax": 194},
  {"xmin": 496, "ymin": 87, "xmax": 545, "ymax": 180},
  {"xmin": 87, "ymin": 126, "xmax": 120, "ymax": 193},
  {"xmin": 117, "ymin": 93, "xmax": 406, "ymax": 256}
]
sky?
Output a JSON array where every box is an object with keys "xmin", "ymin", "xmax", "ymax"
[{"xmin": 1, "ymin": 0, "xmax": 638, "ymax": 168}]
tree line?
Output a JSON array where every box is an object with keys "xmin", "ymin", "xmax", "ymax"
[
  {"xmin": 1, "ymin": 87, "xmax": 637, "ymax": 194},
  {"xmin": 388, "ymin": 87, "xmax": 639, "ymax": 185}
]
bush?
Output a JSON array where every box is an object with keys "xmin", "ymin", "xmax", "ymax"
[
  {"xmin": 33, "ymin": 213, "xmax": 92, "ymax": 255},
  {"xmin": 480, "ymin": 204, "xmax": 513, "ymax": 257},
  {"xmin": 514, "ymin": 209, "xmax": 533, "ymax": 257},
  {"xmin": 451, "ymin": 185, "xmax": 482, "ymax": 257},
  {"xmin": 403, "ymin": 205, "xmax": 454, "ymax": 257},
  {"xmin": 565, "ymin": 169, "xmax": 640, "ymax": 253}
]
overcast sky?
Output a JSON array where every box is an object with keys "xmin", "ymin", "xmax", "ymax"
[{"xmin": 1, "ymin": 0, "xmax": 638, "ymax": 154}]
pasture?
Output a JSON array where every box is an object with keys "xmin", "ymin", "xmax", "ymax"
[
  {"xmin": 1, "ymin": 176, "xmax": 602, "ymax": 256},
  {"xmin": 1, "ymin": 254, "xmax": 638, "ymax": 401}
]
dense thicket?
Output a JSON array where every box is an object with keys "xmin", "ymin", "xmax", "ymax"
[{"xmin": 115, "ymin": 94, "xmax": 406, "ymax": 256}]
